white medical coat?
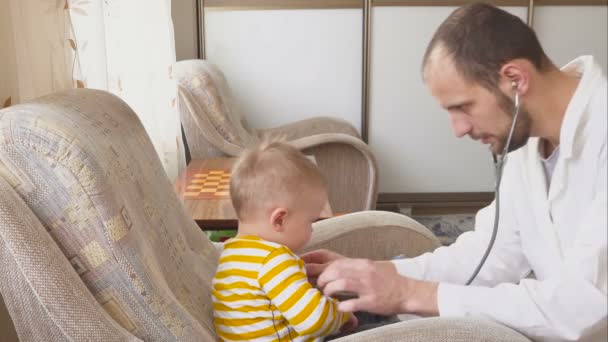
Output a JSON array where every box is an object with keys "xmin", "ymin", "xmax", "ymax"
[{"xmin": 393, "ymin": 56, "xmax": 607, "ymax": 342}]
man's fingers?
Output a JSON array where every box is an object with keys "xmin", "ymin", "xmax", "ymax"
[
  {"xmin": 301, "ymin": 249, "xmax": 346, "ymax": 264},
  {"xmin": 316, "ymin": 258, "xmax": 371, "ymax": 288},
  {"xmin": 327, "ymin": 258, "xmax": 373, "ymax": 272},
  {"xmin": 322, "ymin": 278, "xmax": 359, "ymax": 298},
  {"xmin": 300, "ymin": 249, "xmax": 330, "ymax": 264},
  {"xmin": 317, "ymin": 261, "xmax": 350, "ymax": 288},
  {"xmin": 337, "ymin": 298, "xmax": 368, "ymax": 313},
  {"xmin": 305, "ymin": 263, "xmax": 327, "ymax": 278}
]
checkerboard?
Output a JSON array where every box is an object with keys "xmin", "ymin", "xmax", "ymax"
[{"xmin": 183, "ymin": 170, "xmax": 231, "ymax": 199}]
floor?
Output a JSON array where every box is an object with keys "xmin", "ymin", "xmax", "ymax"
[{"xmin": 409, "ymin": 212, "xmax": 476, "ymax": 246}]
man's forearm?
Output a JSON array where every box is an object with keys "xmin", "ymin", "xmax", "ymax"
[
  {"xmin": 379, "ymin": 261, "xmax": 439, "ymax": 316},
  {"xmin": 403, "ymin": 279, "xmax": 439, "ymax": 316}
]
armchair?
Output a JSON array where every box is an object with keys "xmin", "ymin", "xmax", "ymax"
[
  {"xmin": 172, "ymin": 60, "xmax": 377, "ymax": 213},
  {"xmin": 0, "ymin": 89, "xmax": 531, "ymax": 341}
]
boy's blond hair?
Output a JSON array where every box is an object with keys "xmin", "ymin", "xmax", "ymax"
[{"xmin": 230, "ymin": 140, "xmax": 326, "ymax": 221}]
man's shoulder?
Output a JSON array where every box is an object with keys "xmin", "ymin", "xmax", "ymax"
[
  {"xmin": 577, "ymin": 77, "xmax": 607, "ymax": 160},
  {"xmin": 589, "ymin": 77, "xmax": 607, "ymax": 135}
]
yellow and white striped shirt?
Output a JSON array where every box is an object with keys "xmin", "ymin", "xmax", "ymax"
[{"xmin": 212, "ymin": 236, "xmax": 348, "ymax": 342}]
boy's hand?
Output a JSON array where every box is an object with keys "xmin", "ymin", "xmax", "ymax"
[{"xmin": 340, "ymin": 312, "xmax": 359, "ymax": 333}]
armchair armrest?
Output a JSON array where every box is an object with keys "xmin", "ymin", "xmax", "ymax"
[
  {"xmin": 259, "ymin": 116, "xmax": 360, "ymax": 141},
  {"xmin": 304, "ymin": 211, "xmax": 441, "ymax": 260},
  {"xmin": 332, "ymin": 317, "xmax": 532, "ymax": 342}
]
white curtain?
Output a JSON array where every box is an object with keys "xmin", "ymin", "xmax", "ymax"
[
  {"xmin": 0, "ymin": 0, "xmax": 72, "ymax": 106},
  {"xmin": 0, "ymin": 0, "xmax": 186, "ymax": 181}
]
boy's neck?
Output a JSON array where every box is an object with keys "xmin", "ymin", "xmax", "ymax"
[{"xmin": 237, "ymin": 221, "xmax": 271, "ymax": 240}]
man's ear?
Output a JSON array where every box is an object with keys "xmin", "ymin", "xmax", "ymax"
[
  {"xmin": 269, "ymin": 207, "xmax": 288, "ymax": 232},
  {"xmin": 499, "ymin": 59, "xmax": 531, "ymax": 96}
]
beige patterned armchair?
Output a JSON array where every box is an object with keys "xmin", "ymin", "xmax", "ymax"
[
  {"xmin": 0, "ymin": 89, "xmax": 531, "ymax": 341},
  {"xmin": 172, "ymin": 60, "xmax": 377, "ymax": 213}
]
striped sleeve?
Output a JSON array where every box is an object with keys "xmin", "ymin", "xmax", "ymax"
[{"xmin": 258, "ymin": 246, "xmax": 348, "ymax": 338}]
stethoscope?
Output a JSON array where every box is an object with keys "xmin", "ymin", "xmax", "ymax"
[{"xmin": 465, "ymin": 82, "xmax": 521, "ymax": 285}]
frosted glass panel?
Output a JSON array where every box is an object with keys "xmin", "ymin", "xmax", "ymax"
[
  {"xmin": 534, "ymin": 6, "xmax": 608, "ymax": 70},
  {"xmin": 369, "ymin": 7, "xmax": 527, "ymax": 193},
  {"xmin": 205, "ymin": 9, "xmax": 362, "ymax": 131}
]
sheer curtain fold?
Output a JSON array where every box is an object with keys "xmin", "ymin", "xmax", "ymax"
[
  {"xmin": 0, "ymin": 0, "xmax": 185, "ymax": 181},
  {"xmin": 0, "ymin": 0, "xmax": 72, "ymax": 106}
]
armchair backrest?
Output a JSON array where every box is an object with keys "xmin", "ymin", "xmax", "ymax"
[
  {"xmin": 0, "ymin": 174, "xmax": 139, "ymax": 341},
  {"xmin": 0, "ymin": 89, "xmax": 219, "ymax": 341},
  {"xmin": 173, "ymin": 59, "xmax": 258, "ymax": 159}
]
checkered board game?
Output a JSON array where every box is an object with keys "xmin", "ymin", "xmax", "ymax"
[{"xmin": 183, "ymin": 170, "xmax": 231, "ymax": 199}]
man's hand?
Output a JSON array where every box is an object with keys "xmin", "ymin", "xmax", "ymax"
[
  {"xmin": 300, "ymin": 249, "xmax": 346, "ymax": 285},
  {"xmin": 317, "ymin": 258, "xmax": 439, "ymax": 316},
  {"xmin": 340, "ymin": 312, "xmax": 358, "ymax": 334}
]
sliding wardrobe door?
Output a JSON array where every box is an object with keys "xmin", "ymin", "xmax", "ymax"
[
  {"xmin": 205, "ymin": 6, "xmax": 363, "ymax": 131},
  {"xmin": 368, "ymin": 5, "xmax": 527, "ymax": 193},
  {"xmin": 533, "ymin": 5, "xmax": 607, "ymax": 70}
]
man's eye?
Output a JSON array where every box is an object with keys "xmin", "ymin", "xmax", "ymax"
[{"xmin": 448, "ymin": 107, "xmax": 462, "ymax": 115}]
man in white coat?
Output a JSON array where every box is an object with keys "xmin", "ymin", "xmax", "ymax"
[{"xmin": 303, "ymin": 3, "xmax": 607, "ymax": 341}]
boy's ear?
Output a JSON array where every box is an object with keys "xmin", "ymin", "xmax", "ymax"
[{"xmin": 269, "ymin": 207, "xmax": 288, "ymax": 232}]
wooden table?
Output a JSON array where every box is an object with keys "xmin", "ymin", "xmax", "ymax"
[{"xmin": 176, "ymin": 158, "xmax": 333, "ymax": 230}]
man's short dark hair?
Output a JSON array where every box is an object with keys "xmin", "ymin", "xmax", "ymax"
[{"xmin": 422, "ymin": 2, "xmax": 552, "ymax": 91}]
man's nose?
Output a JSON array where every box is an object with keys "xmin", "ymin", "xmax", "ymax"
[{"xmin": 449, "ymin": 113, "xmax": 473, "ymax": 138}]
